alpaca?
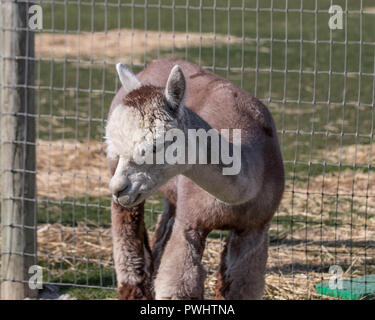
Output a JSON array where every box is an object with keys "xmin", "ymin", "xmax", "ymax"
[{"xmin": 106, "ymin": 59, "xmax": 285, "ymax": 300}]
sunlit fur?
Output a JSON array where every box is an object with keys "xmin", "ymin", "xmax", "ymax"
[{"xmin": 105, "ymin": 65, "xmax": 190, "ymax": 208}]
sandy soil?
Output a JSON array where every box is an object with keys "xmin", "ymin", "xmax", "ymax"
[{"xmin": 35, "ymin": 29, "xmax": 242, "ymax": 64}]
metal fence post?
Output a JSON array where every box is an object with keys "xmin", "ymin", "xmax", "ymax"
[{"xmin": 0, "ymin": 0, "xmax": 37, "ymax": 299}]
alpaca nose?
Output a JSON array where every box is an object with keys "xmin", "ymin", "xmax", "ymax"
[
  {"xmin": 110, "ymin": 177, "xmax": 130, "ymax": 197},
  {"xmin": 115, "ymin": 184, "xmax": 130, "ymax": 198}
]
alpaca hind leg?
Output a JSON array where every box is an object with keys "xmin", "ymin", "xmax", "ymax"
[
  {"xmin": 152, "ymin": 199, "xmax": 176, "ymax": 275},
  {"xmin": 154, "ymin": 223, "xmax": 207, "ymax": 300},
  {"xmin": 215, "ymin": 227, "xmax": 269, "ymax": 300}
]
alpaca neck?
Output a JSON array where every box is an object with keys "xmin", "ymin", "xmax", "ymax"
[{"xmin": 179, "ymin": 106, "xmax": 263, "ymax": 205}]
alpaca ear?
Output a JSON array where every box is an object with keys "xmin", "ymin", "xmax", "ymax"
[
  {"xmin": 116, "ymin": 63, "xmax": 142, "ymax": 94},
  {"xmin": 165, "ymin": 65, "xmax": 186, "ymax": 112}
]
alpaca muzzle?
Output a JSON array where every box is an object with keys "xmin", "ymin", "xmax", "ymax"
[{"xmin": 114, "ymin": 190, "xmax": 143, "ymax": 208}]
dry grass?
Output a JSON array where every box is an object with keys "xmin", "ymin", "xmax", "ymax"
[
  {"xmin": 36, "ymin": 140, "xmax": 110, "ymax": 199},
  {"xmin": 36, "ymin": 221, "xmax": 374, "ymax": 300},
  {"xmin": 37, "ymin": 222, "xmax": 113, "ymax": 269},
  {"xmin": 33, "ymin": 140, "xmax": 375, "ymax": 299},
  {"xmin": 325, "ymin": 144, "xmax": 374, "ymax": 168},
  {"xmin": 281, "ymin": 143, "xmax": 375, "ymax": 226},
  {"xmin": 281, "ymin": 168, "xmax": 375, "ymax": 227},
  {"xmin": 1, "ymin": 219, "xmax": 371, "ymax": 299},
  {"xmin": 35, "ymin": 29, "xmax": 243, "ymax": 64}
]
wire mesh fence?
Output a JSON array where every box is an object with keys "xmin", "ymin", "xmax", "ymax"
[{"xmin": 0, "ymin": 0, "xmax": 374, "ymax": 299}]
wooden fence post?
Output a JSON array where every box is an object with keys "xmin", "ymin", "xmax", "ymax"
[{"xmin": 0, "ymin": 0, "xmax": 37, "ymax": 299}]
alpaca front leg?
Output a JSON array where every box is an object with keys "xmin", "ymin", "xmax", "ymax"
[
  {"xmin": 111, "ymin": 201, "xmax": 153, "ymax": 300},
  {"xmin": 215, "ymin": 228, "xmax": 269, "ymax": 300},
  {"xmin": 154, "ymin": 223, "xmax": 207, "ymax": 300}
]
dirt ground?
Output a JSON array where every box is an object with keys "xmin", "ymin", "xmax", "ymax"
[{"xmin": 35, "ymin": 29, "xmax": 242, "ymax": 64}]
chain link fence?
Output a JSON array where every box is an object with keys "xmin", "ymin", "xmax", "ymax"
[{"xmin": 1, "ymin": 0, "xmax": 374, "ymax": 299}]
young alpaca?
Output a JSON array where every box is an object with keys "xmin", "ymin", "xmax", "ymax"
[{"xmin": 106, "ymin": 59, "xmax": 284, "ymax": 300}]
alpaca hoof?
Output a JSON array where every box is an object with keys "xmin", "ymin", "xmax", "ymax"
[{"xmin": 118, "ymin": 282, "xmax": 153, "ymax": 300}]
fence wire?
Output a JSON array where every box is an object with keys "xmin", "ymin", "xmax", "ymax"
[{"xmin": 1, "ymin": 0, "xmax": 375, "ymax": 299}]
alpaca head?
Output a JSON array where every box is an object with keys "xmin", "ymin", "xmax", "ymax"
[{"xmin": 106, "ymin": 63, "xmax": 188, "ymax": 207}]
